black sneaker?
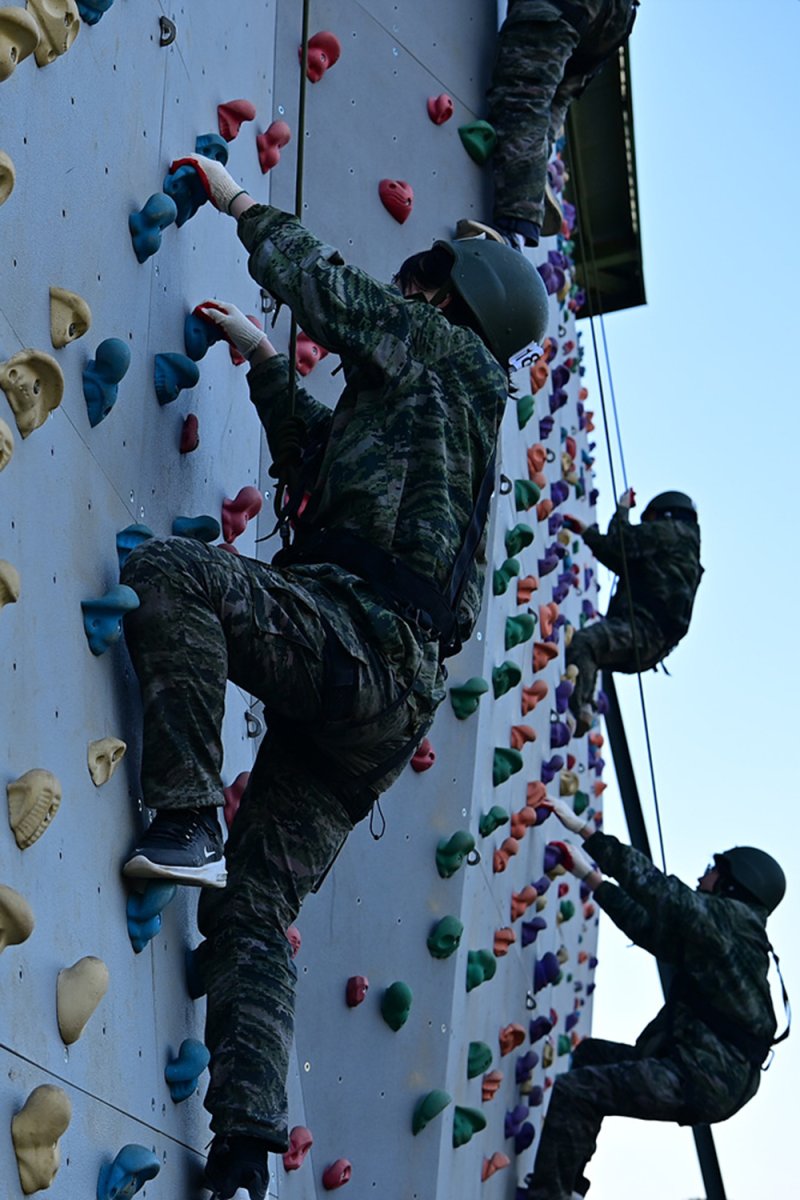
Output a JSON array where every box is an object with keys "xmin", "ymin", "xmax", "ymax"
[
  {"xmin": 123, "ymin": 808, "xmax": 226, "ymax": 888},
  {"xmin": 203, "ymin": 1135, "xmax": 270, "ymax": 1200}
]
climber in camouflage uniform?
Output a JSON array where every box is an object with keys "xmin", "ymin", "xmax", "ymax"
[
  {"xmin": 563, "ymin": 488, "xmax": 703, "ymax": 735},
  {"xmin": 527, "ymin": 799, "xmax": 788, "ymax": 1200},
  {"xmin": 119, "ymin": 153, "xmax": 549, "ymax": 1200}
]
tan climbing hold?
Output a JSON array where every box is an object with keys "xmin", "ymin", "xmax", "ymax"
[
  {"xmin": 0, "ymin": 415, "xmax": 13, "ymax": 468},
  {"xmin": 49, "ymin": 286, "xmax": 91, "ymax": 348},
  {"xmin": 0, "ymin": 6, "xmax": 40, "ymax": 81},
  {"xmin": 7, "ymin": 768, "xmax": 62, "ymax": 849},
  {"xmin": 0, "ymin": 883, "xmax": 34, "ymax": 952},
  {"xmin": 0, "ymin": 148, "xmax": 14, "ymax": 204},
  {"xmin": 26, "ymin": 0, "xmax": 79, "ymax": 67},
  {"xmin": 0, "ymin": 348, "xmax": 64, "ymax": 437},
  {"xmin": 57, "ymin": 955, "xmax": 109, "ymax": 1044},
  {"xmin": 87, "ymin": 736, "xmax": 126, "ymax": 786},
  {"xmin": 0, "ymin": 559, "xmax": 20, "ymax": 607},
  {"xmin": 11, "ymin": 1085, "xmax": 71, "ymax": 1194}
]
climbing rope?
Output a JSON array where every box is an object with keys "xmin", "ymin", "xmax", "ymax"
[{"xmin": 565, "ymin": 98, "xmax": 667, "ymax": 872}]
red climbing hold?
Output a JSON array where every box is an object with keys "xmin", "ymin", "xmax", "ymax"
[
  {"xmin": 322, "ymin": 1159, "xmax": 352, "ymax": 1190},
  {"xmin": 283, "ymin": 1126, "xmax": 313, "ymax": 1172},
  {"xmin": 410, "ymin": 737, "xmax": 435, "ymax": 772},
  {"xmin": 217, "ymin": 99, "xmax": 257, "ymax": 142},
  {"xmin": 222, "ymin": 485, "xmax": 263, "ymax": 544},
  {"xmin": 530, "ymin": 358, "xmax": 550, "ymax": 394},
  {"xmin": 427, "ymin": 94, "xmax": 454, "ymax": 125},
  {"xmin": 482, "ymin": 1152, "xmax": 511, "ymax": 1181},
  {"xmin": 301, "ymin": 31, "xmax": 341, "ymax": 82},
  {"xmin": 223, "ymin": 771, "xmax": 250, "ymax": 829},
  {"xmin": 379, "ymin": 179, "xmax": 414, "ymax": 224},
  {"xmin": 257, "ymin": 120, "xmax": 292, "ymax": 174},
  {"xmin": 295, "ymin": 331, "xmax": 330, "ymax": 376},
  {"xmin": 346, "ymin": 975, "xmax": 369, "ymax": 1007},
  {"xmin": 180, "ymin": 413, "xmax": 199, "ymax": 454}
]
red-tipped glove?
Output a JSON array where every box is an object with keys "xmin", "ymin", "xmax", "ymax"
[
  {"xmin": 169, "ymin": 153, "xmax": 247, "ymax": 213},
  {"xmin": 543, "ymin": 797, "xmax": 590, "ymax": 837},
  {"xmin": 618, "ymin": 487, "xmax": 636, "ymax": 509},
  {"xmin": 195, "ymin": 301, "xmax": 266, "ymax": 360},
  {"xmin": 562, "ymin": 514, "xmax": 585, "ymax": 534},
  {"xmin": 548, "ymin": 840, "xmax": 596, "ymax": 881}
]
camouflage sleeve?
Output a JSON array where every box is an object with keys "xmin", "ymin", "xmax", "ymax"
[
  {"xmin": 582, "ymin": 508, "xmax": 661, "ymax": 573},
  {"xmin": 593, "ymin": 880, "xmax": 663, "ymax": 959},
  {"xmin": 246, "ymin": 354, "xmax": 332, "ymax": 463},
  {"xmin": 237, "ymin": 204, "xmax": 415, "ymax": 377}
]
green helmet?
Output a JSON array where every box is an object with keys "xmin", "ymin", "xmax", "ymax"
[
  {"xmin": 434, "ymin": 238, "xmax": 550, "ymax": 364},
  {"xmin": 642, "ymin": 491, "xmax": 698, "ymax": 521},
  {"xmin": 715, "ymin": 847, "xmax": 786, "ymax": 914}
]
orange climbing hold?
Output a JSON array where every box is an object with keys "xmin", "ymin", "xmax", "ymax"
[
  {"xmin": 499, "ymin": 1023, "xmax": 526, "ymax": 1056},
  {"xmin": 527, "ymin": 781, "xmax": 548, "ymax": 808},
  {"xmin": 510, "ymin": 806, "xmax": 536, "ymax": 839},
  {"xmin": 530, "ymin": 358, "xmax": 550, "ymax": 393},
  {"xmin": 527, "ymin": 442, "xmax": 548, "ymax": 481},
  {"xmin": 533, "ymin": 642, "xmax": 559, "ymax": 673},
  {"xmin": 223, "ymin": 771, "xmax": 250, "ymax": 829},
  {"xmin": 593, "ymin": 781, "xmax": 607, "ymax": 797},
  {"xmin": 539, "ymin": 601, "xmax": 560, "ymax": 638},
  {"xmin": 217, "ymin": 99, "xmax": 257, "ymax": 142},
  {"xmin": 511, "ymin": 886, "xmax": 538, "ymax": 921},
  {"xmin": 481, "ymin": 1070, "xmax": 503, "ymax": 1102},
  {"xmin": 516, "ymin": 574, "xmax": 539, "ymax": 604},
  {"xmin": 493, "ymin": 837, "xmax": 519, "ymax": 873},
  {"xmin": 482, "ymin": 1152, "xmax": 511, "ymax": 1181},
  {"xmin": 493, "ymin": 927, "xmax": 516, "ymax": 957},
  {"xmin": 379, "ymin": 178, "xmax": 414, "ymax": 224},
  {"xmin": 510, "ymin": 724, "xmax": 536, "ymax": 751},
  {"xmin": 521, "ymin": 679, "xmax": 548, "ymax": 715},
  {"xmin": 536, "ymin": 497, "xmax": 554, "ymax": 522}
]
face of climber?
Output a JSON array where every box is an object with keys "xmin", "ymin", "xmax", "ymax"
[{"xmin": 697, "ymin": 864, "xmax": 720, "ymax": 893}]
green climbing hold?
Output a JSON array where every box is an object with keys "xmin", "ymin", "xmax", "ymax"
[
  {"xmin": 479, "ymin": 805, "xmax": 509, "ymax": 837},
  {"xmin": 458, "ymin": 120, "xmax": 497, "ymax": 165},
  {"xmin": 517, "ymin": 394, "xmax": 535, "ymax": 429},
  {"xmin": 493, "ymin": 556, "xmax": 521, "ymax": 596},
  {"xmin": 514, "ymin": 478, "xmax": 541, "ymax": 511},
  {"xmin": 427, "ymin": 915, "xmax": 464, "ymax": 960},
  {"xmin": 453, "ymin": 1105, "xmax": 487, "ymax": 1148},
  {"xmin": 492, "ymin": 661, "xmax": 522, "ymax": 698},
  {"xmin": 573, "ymin": 790, "xmax": 589, "ymax": 816},
  {"xmin": 559, "ymin": 899, "xmax": 576, "ymax": 923},
  {"xmin": 505, "ymin": 523, "xmax": 534, "ymax": 557},
  {"xmin": 467, "ymin": 1040, "xmax": 493, "ymax": 1078},
  {"xmin": 449, "ymin": 676, "xmax": 489, "ymax": 719},
  {"xmin": 412, "ymin": 1089, "xmax": 452, "ymax": 1135},
  {"xmin": 380, "ymin": 981, "xmax": 413, "ymax": 1031},
  {"xmin": 493, "ymin": 747, "xmax": 524, "ymax": 787},
  {"xmin": 557, "ymin": 1034, "xmax": 572, "ymax": 1057},
  {"xmin": 466, "ymin": 949, "xmax": 497, "ymax": 992},
  {"xmin": 436, "ymin": 830, "xmax": 476, "ymax": 879},
  {"xmin": 505, "ymin": 613, "xmax": 536, "ymax": 651}
]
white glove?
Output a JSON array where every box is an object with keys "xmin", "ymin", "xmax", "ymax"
[
  {"xmin": 618, "ymin": 487, "xmax": 636, "ymax": 510},
  {"xmin": 169, "ymin": 154, "xmax": 247, "ymax": 213},
  {"xmin": 548, "ymin": 840, "xmax": 597, "ymax": 882},
  {"xmin": 544, "ymin": 796, "xmax": 591, "ymax": 837},
  {"xmin": 195, "ymin": 301, "xmax": 266, "ymax": 360}
]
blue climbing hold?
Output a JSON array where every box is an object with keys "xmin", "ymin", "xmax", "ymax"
[
  {"xmin": 83, "ymin": 338, "xmax": 131, "ymax": 428},
  {"xmin": 81, "ymin": 584, "xmax": 140, "ymax": 656},
  {"xmin": 172, "ymin": 514, "xmax": 221, "ymax": 542},
  {"xmin": 97, "ymin": 1145, "xmax": 159, "ymax": 1200},
  {"xmin": 165, "ymin": 1037, "xmax": 211, "ymax": 1102},
  {"xmin": 184, "ymin": 308, "xmax": 223, "ymax": 361},
  {"xmin": 78, "ymin": 0, "xmax": 114, "ymax": 24},
  {"xmin": 129, "ymin": 193, "xmax": 178, "ymax": 264},
  {"xmin": 126, "ymin": 881, "xmax": 176, "ymax": 953},
  {"xmin": 116, "ymin": 524, "xmax": 154, "ymax": 573},
  {"xmin": 163, "ymin": 163, "xmax": 209, "ymax": 228},
  {"xmin": 154, "ymin": 353, "xmax": 200, "ymax": 406}
]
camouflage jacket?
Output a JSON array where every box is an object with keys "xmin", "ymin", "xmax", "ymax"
[
  {"xmin": 588, "ymin": 832, "xmax": 776, "ymax": 1121},
  {"xmin": 238, "ymin": 204, "xmax": 509, "ymax": 652},
  {"xmin": 582, "ymin": 507, "xmax": 703, "ymax": 643}
]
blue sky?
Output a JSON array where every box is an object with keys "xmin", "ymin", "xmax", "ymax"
[{"xmin": 573, "ymin": 2, "xmax": 800, "ymax": 1196}]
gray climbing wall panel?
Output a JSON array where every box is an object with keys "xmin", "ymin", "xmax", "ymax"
[{"xmin": 0, "ymin": 2, "xmax": 602, "ymax": 1198}]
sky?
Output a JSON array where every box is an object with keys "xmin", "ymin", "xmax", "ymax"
[{"xmin": 571, "ymin": 2, "xmax": 800, "ymax": 1197}]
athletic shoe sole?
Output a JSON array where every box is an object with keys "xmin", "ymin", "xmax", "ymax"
[{"xmin": 122, "ymin": 854, "xmax": 227, "ymax": 888}]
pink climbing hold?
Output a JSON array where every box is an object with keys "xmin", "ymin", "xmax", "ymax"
[
  {"xmin": 410, "ymin": 737, "xmax": 435, "ymax": 772},
  {"xmin": 295, "ymin": 331, "xmax": 330, "ymax": 376},
  {"xmin": 223, "ymin": 771, "xmax": 249, "ymax": 829},
  {"xmin": 217, "ymin": 99, "xmax": 257, "ymax": 142},
  {"xmin": 180, "ymin": 413, "xmax": 199, "ymax": 454},
  {"xmin": 346, "ymin": 975, "xmax": 369, "ymax": 1007},
  {"xmin": 222, "ymin": 485, "xmax": 263, "ymax": 544},
  {"xmin": 521, "ymin": 680, "xmax": 549, "ymax": 715},
  {"xmin": 283, "ymin": 1125, "xmax": 313, "ymax": 1172},
  {"xmin": 379, "ymin": 179, "xmax": 414, "ymax": 224},
  {"xmin": 427, "ymin": 93, "xmax": 454, "ymax": 124},
  {"xmin": 302, "ymin": 31, "xmax": 341, "ymax": 82},
  {"xmin": 286, "ymin": 925, "xmax": 302, "ymax": 958},
  {"xmin": 482, "ymin": 1152, "xmax": 511, "ymax": 1181},
  {"xmin": 493, "ymin": 836, "xmax": 519, "ymax": 874},
  {"xmin": 322, "ymin": 1159, "xmax": 352, "ymax": 1191},
  {"xmin": 257, "ymin": 120, "xmax": 292, "ymax": 174},
  {"xmin": 481, "ymin": 1070, "xmax": 503, "ymax": 1102}
]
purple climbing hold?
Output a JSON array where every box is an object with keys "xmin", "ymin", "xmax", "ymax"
[
  {"xmin": 539, "ymin": 414, "xmax": 555, "ymax": 440},
  {"xmin": 515, "ymin": 1049, "xmax": 539, "ymax": 1084},
  {"xmin": 551, "ymin": 480, "xmax": 569, "ymax": 507},
  {"xmin": 533, "ymin": 951, "xmax": 561, "ymax": 992},
  {"xmin": 551, "ymin": 366, "xmax": 570, "ymax": 392},
  {"xmin": 549, "ymin": 720, "xmax": 570, "ymax": 749},
  {"xmin": 549, "ymin": 388, "xmax": 568, "ymax": 414},
  {"xmin": 528, "ymin": 1084, "xmax": 544, "ymax": 1107},
  {"xmin": 555, "ymin": 679, "xmax": 574, "ymax": 714},
  {"xmin": 537, "ymin": 261, "xmax": 565, "ymax": 295},
  {"xmin": 587, "ymin": 982, "xmax": 596, "ymax": 995},
  {"xmin": 504, "ymin": 1103, "xmax": 529, "ymax": 1140},
  {"xmin": 532, "ymin": 875, "xmax": 550, "ymax": 895},
  {"xmin": 540, "ymin": 755, "xmax": 564, "ymax": 785},
  {"xmin": 548, "ymin": 513, "xmax": 564, "ymax": 536},
  {"xmin": 521, "ymin": 916, "xmax": 548, "ymax": 947},
  {"xmin": 529, "ymin": 1014, "xmax": 554, "ymax": 1044},
  {"xmin": 538, "ymin": 552, "xmax": 559, "ymax": 577},
  {"xmin": 589, "ymin": 487, "xmax": 599, "ymax": 506},
  {"xmin": 565, "ymin": 1011, "xmax": 580, "ymax": 1033},
  {"xmin": 589, "ymin": 956, "xmax": 598, "ymax": 969},
  {"xmin": 595, "ymin": 690, "xmax": 609, "ymax": 715},
  {"xmin": 515, "ymin": 1122, "xmax": 536, "ymax": 1155},
  {"xmin": 551, "ymin": 581, "xmax": 570, "ymax": 604},
  {"xmin": 543, "ymin": 842, "xmax": 563, "ymax": 872}
]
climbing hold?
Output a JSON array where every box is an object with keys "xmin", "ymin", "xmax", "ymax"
[
  {"xmin": 493, "ymin": 927, "xmax": 516, "ymax": 957},
  {"xmin": 7, "ymin": 769, "xmax": 61, "ymax": 849},
  {"xmin": 493, "ymin": 747, "xmax": 523, "ymax": 786},
  {"xmin": 77, "ymin": 1, "xmax": 114, "ymax": 25},
  {"xmin": 516, "ymin": 393, "xmax": 535, "ymax": 428},
  {"xmin": 195, "ymin": 132, "xmax": 228, "ymax": 164},
  {"xmin": 87, "ymin": 737, "xmax": 126, "ymax": 786},
  {"xmin": 514, "ymin": 479, "xmax": 541, "ymax": 511},
  {"xmin": 222, "ymin": 485, "xmax": 263, "ymax": 544},
  {"xmin": 49, "ymin": 286, "xmax": 91, "ymax": 348},
  {"xmin": 505, "ymin": 523, "xmax": 534, "ymax": 557},
  {"xmin": 509, "ymin": 803, "xmax": 536, "ymax": 837},
  {"xmin": 467, "ymin": 1041, "xmax": 493, "ymax": 1078},
  {"xmin": 555, "ymin": 677, "xmax": 574, "ymax": 715},
  {"xmin": 510, "ymin": 726, "xmax": 537, "ymax": 754},
  {"xmin": 283, "ymin": 1126, "xmax": 313, "ymax": 1172},
  {"xmin": 412, "ymin": 1089, "xmax": 452, "ymax": 1135},
  {"xmin": 504, "ymin": 1102, "xmax": 529, "ymax": 1140},
  {"xmin": 163, "ymin": 163, "xmax": 209, "ymax": 227},
  {"xmin": 0, "ymin": 7, "xmax": 40, "ymax": 81},
  {"xmin": 539, "ymin": 601, "xmax": 559, "ymax": 638},
  {"xmin": 453, "ymin": 1105, "xmax": 487, "ymax": 1147},
  {"xmin": 97, "ymin": 1145, "xmax": 160, "ymax": 1200},
  {"xmin": 516, "ymin": 1049, "xmax": 539, "ymax": 1085},
  {"xmin": 322, "ymin": 1158, "xmax": 352, "ymax": 1190},
  {"xmin": 521, "ymin": 915, "xmax": 548, "ymax": 947},
  {"xmin": 0, "ymin": 558, "xmax": 20, "ymax": 609},
  {"xmin": 285, "ymin": 924, "xmax": 302, "ymax": 958},
  {"xmin": 129, "ymin": 192, "xmax": 177, "ymax": 262},
  {"xmin": 302, "ymin": 31, "xmax": 341, "ymax": 82},
  {"xmin": 184, "ymin": 305, "xmax": 224, "ymax": 361},
  {"xmin": 565, "ymin": 1010, "xmax": 580, "ymax": 1033},
  {"xmin": 529, "ymin": 1013, "xmax": 555, "ymax": 1043},
  {"xmin": 493, "ymin": 556, "xmax": 520, "ymax": 595},
  {"xmin": 510, "ymin": 886, "xmax": 537, "ymax": 922},
  {"xmin": 427, "ymin": 915, "xmax": 463, "ymax": 960},
  {"xmin": 83, "ymin": 337, "xmax": 131, "ymax": 427},
  {"xmin": 482, "ymin": 1151, "xmax": 511, "ymax": 1181},
  {"xmin": 158, "ymin": 14, "xmax": 176, "ymax": 45},
  {"xmin": 534, "ymin": 951, "xmax": 561, "ymax": 992},
  {"xmin": 410, "ymin": 737, "xmax": 435, "ymax": 771},
  {"xmin": 164, "ymin": 1038, "xmax": 210, "ymax": 1102},
  {"xmin": 0, "ymin": 149, "xmax": 15, "ymax": 204},
  {"xmin": 115, "ymin": 523, "xmax": 154, "ymax": 571},
  {"xmin": 379, "ymin": 178, "xmax": 414, "ymax": 224},
  {"xmin": 0, "ymin": 348, "xmax": 64, "ymax": 437},
  {"xmin": 180, "ymin": 413, "xmax": 199, "ymax": 453},
  {"xmin": 126, "ymin": 881, "xmax": 176, "ymax": 953},
  {"xmin": 28, "ymin": 0, "xmax": 79, "ymax": 67},
  {"xmin": 557, "ymin": 1033, "xmax": 572, "ymax": 1057},
  {"xmin": 0, "ymin": 883, "xmax": 34, "ymax": 952},
  {"xmin": 559, "ymin": 769, "xmax": 579, "ymax": 797},
  {"xmin": 516, "ymin": 574, "xmax": 539, "ymax": 604},
  {"xmin": 449, "ymin": 675, "xmax": 489, "ymax": 719},
  {"xmin": 466, "ymin": 949, "xmax": 496, "ymax": 992},
  {"xmin": 172, "ymin": 515, "xmax": 222, "ymax": 544},
  {"xmin": 533, "ymin": 641, "xmax": 559, "ymax": 672},
  {"xmin": 505, "ymin": 613, "xmax": 535, "ymax": 650},
  {"xmin": 458, "ymin": 120, "xmax": 496, "ymax": 164},
  {"xmin": 11, "ymin": 1085, "xmax": 71, "ymax": 1194},
  {"xmin": 427, "ymin": 93, "xmax": 454, "ymax": 124},
  {"xmin": 482, "ymin": 1070, "xmax": 504, "ymax": 1103},
  {"xmin": 550, "ymin": 719, "xmax": 571, "ymax": 749},
  {"xmin": 436, "ymin": 829, "xmax": 475, "ymax": 878},
  {"xmin": 521, "ymin": 680, "xmax": 548, "ymax": 715},
  {"xmin": 345, "ymin": 975, "xmax": 369, "ymax": 1007},
  {"xmin": 479, "ymin": 805, "xmax": 509, "ymax": 837},
  {"xmin": 492, "ymin": 661, "xmax": 522, "ymax": 699},
  {"xmin": 557, "ymin": 899, "xmax": 576, "ymax": 924},
  {"xmin": 493, "ymin": 836, "xmax": 518, "ymax": 873},
  {"xmin": 56, "ymin": 955, "xmax": 109, "ymax": 1044},
  {"xmin": 536, "ymin": 497, "xmax": 554, "ymax": 523},
  {"xmin": 380, "ymin": 980, "xmax": 412, "ymax": 1031},
  {"xmin": 154, "ymin": 352, "xmax": 199, "ymax": 406},
  {"xmin": 530, "ymin": 358, "xmax": 550, "ymax": 393},
  {"xmin": 222, "ymin": 771, "xmax": 249, "ymax": 830},
  {"xmin": 295, "ymin": 330, "xmax": 329, "ymax": 375},
  {"xmin": 217, "ymin": 98, "xmax": 256, "ymax": 141},
  {"xmin": 257, "ymin": 119, "xmax": 291, "ymax": 173},
  {"xmin": 81, "ymin": 584, "xmax": 140, "ymax": 655}
]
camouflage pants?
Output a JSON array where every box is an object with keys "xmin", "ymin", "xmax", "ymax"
[
  {"xmin": 121, "ymin": 536, "xmax": 441, "ymax": 1147},
  {"xmin": 487, "ymin": 0, "xmax": 636, "ymax": 228},
  {"xmin": 526, "ymin": 1037, "xmax": 688, "ymax": 1200},
  {"xmin": 566, "ymin": 613, "xmax": 670, "ymax": 712}
]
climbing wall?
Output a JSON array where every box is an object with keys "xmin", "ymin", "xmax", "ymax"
[{"xmin": 0, "ymin": 2, "xmax": 604, "ymax": 1197}]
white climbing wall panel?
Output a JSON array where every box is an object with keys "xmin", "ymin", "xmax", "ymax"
[{"xmin": 0, "ymin": 2, "xmax": 603, "ymax": 1198}]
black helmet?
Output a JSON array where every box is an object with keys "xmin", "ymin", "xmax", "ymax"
[
  {"xmin": 715, "ymin": 847, "xmax": 786, "ymax": 914},
  {"xmin": 434, "ymin": 238, "xmax": 550, "ymax": 365},
  {"xmin": 642, "ymin": 491, "xmax": 698, "ymax": 522}
]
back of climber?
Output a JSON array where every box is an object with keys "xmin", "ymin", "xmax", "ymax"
[{"xmin": 563, "ymin": 488, "xmax": 703, "ymax": 734}]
